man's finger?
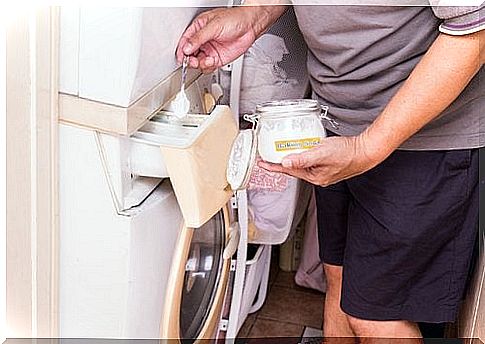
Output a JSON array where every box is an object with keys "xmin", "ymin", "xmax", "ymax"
[
  {"xmin": 176, "ymin": 18, "xmax": 202, "ymax": 62},
  {"xmin": 257, "ymin": 161, "xmax": 310, "ymax": 180},
  {"xmin": 257, "ymin": 161, "xmax": 285, "ymax": 173},
  {"xmin": 187, "ymin": 55, "xmax": 199, "ymax": 69},
  {"xmin": 198, "ymin": 53, "xmax": 215, "ymax": 70},
  {"xmin": 281, "ymin": 148, "xmax": 322, "ymax": 169},
  {"xmin": 175, "ymin": 39, "xmax": 186, "ymax": 63},
  {"xmin": 192, "ymin": 51, "xmax": 215, "ymax": 74}
]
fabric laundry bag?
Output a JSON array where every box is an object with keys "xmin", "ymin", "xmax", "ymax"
[
  {"xmin": 239, "ymin": 8, "xmax": 309, "ymax": 116},
  {"xmin": 246, "ymin": 157, "xmax": 300, "ymax": 245},
  {"xmin": 239, "ymin": 9, "xmax": 310, "ymax": 245}
]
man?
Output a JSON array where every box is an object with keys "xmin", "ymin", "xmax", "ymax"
[{"xmin": 177, "ymin": 1, "xmax": 484, "ymax": 339}]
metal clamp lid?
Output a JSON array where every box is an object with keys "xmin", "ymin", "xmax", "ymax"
[
  {"xmin": 243, "ymin": 113, "xmax": 259, "ymax": 130},
  {"xmin": 319, "ymin": 105, "xmax": 339, "ymax": 130}
]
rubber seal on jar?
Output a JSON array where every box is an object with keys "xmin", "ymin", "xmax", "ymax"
[{"xmin": 226, "ymin": 129, "xmax": 258, "ymax": 191}]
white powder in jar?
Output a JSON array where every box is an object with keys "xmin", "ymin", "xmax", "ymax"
[{"xmin": 257, "ymin": 111, "xmax": 326, "ymax": 163}]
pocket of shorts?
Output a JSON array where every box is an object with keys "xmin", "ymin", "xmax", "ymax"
[
  {"xmin": 445, "ymin": 149, "xmax": 472, "ymax": 171},
  {"xmin": 443, "ymin": 149, "xmax": 473, "ymax": 200}
]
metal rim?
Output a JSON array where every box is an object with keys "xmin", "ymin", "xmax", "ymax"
[{"xmin": 255, "ymin": 99, "xmax": 320, "ymax": 116}]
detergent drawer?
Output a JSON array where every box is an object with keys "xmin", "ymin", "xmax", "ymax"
[
  {"xmin": 127, "ymin": 72, "xmax": 224, "ymax": 179},
  {"xmin": 130, "ymin": 105, "xmax": 238, "ymax": 228}
]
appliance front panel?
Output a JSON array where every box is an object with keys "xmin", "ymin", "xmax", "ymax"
[{"xmin": 60, "ymin": 5, "xmax": 228, "ymax": 107}]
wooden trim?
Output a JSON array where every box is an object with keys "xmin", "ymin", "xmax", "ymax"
[
  {"xmin": 34, "ymin": 7, "xmax": 59, "ymax": 337},
  {"xmin": 160, "ymin": 225, "xmax": 194, "ymax": 339},
  {"xmin": 6, "ymin": 6, "xmax": 59, "ymax": 338},
  {"xmin": 49, "ymin": 7, "xmax": 60, "ymax": 337}
]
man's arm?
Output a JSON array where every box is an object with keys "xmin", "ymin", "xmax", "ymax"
[
  {"xmin": 176, "ymin": 2, "xmax": 287, "ymax": 73},
  {"xmin": 260, "ymin": 30, "xmax": 484, "ymax": 186},
  {"xmin": 361, "ymin": 30, "xmax": 484, "ymax": 164}
]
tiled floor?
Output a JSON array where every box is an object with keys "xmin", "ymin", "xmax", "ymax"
[{"xmin": 237, "ymin": 251, "xmax": 325, "ymax": 339}]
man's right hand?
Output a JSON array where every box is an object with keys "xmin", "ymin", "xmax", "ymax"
[{"xmin": 176, "ymin": 5, "xmax": 287, "ymax": 74}]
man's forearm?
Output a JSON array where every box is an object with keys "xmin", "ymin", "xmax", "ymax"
[
  {"xmin": 361, "ymin": 30, "xmax": 484, "ymax": 162},
  {"xmin": 242, "ymin": 0, "xmax": 288, "ymax": 38}
]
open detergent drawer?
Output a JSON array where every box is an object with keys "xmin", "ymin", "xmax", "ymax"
[{"xmin": 132, "ymin": 105, "xmax": 238, "ymax": 228}]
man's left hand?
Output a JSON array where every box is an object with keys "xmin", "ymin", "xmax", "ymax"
[{"xmin": 258, "ymin": 135, "xmax": 383, "ymax": 186}]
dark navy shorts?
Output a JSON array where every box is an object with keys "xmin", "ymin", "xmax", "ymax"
[{"xmin": 315, "ymin": 148, "xmax": 479, "ymax": 323}]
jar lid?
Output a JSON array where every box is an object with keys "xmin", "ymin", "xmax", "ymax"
[
  {"xmin": 256, "ymin": 99, "xmax": 319, "ymax": 116},
  {"xmin": 226, "ymin": 129, "xmax": 258, "ymax": 191}
]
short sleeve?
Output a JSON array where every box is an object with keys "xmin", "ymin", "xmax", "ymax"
[{"xmin": 430, "ymin": 1, "xmax": 485, "ymax": 35}]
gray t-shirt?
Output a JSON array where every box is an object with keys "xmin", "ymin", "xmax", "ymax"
[{"xmin": 293, "ymin": 5, "xmax": 484, "ymax": 150}]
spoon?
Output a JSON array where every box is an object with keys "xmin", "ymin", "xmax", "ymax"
[{"xmin": 173, "ymin": 55, "xmax": 190, "ymax": 119}]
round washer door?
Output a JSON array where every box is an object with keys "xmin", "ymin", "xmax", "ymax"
[{"xmin": 161, "ymin": 206, "xmax": 231, "ymax": 342}]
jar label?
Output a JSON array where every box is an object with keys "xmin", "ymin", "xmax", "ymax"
[{"xmin": 274, "ymin": 137, "xmax": 321, "ymax": 152}]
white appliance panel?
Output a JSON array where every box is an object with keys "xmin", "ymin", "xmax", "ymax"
[
  {"xmin": 78, "ymin": 7, "xmax": 143, "ymax": 107},
  {"xmin": 60, "ymin": 5, "xmax": 227, "ymax": 107},
  {"xmin": 59, "ymin": 124, "xmax": 131, "ymax": 337},
  {"xmin": 59, "ymin": 7, "xmax": 80, "ymax": 96},
  {"xmin": 59, "ymin": 124, "xmax": 184, "ymax": 338},
  {"xmin": 125, "ymin": 191, "xmax": 184, "ymax": 337}
]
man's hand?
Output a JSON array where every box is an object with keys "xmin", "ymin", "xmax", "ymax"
[
  {"xmin": 258, "ymin": 135, "xmax": 381, "ymax": 187},
  {"xmin": 176, "ymin": 6, "xmax": 286, "ymax": 73}
]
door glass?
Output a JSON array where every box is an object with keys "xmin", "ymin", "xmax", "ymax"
[{"xmin": 180, "ymin": 210, "xmax": 225, "ymax": 340}]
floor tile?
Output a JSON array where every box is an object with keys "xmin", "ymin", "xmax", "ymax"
[
  {"xmin": 269, "ymin": 262, "xmax": 279, "ymax": 288},
  {"xmin": 258, "ymin": 286, "xmax": 324, "ymax": 329},
  {"xmin": 273, "ymin": 270, "xmax": 298, "ymax": 289},
  {"xmin": 268, "ymin": 249, "xmax": 280, "ymax": 287},
  {"xmin": 247, "ymin": 318, "xmax": 304, "ymax": 338},
  {"xmin": 238, "ymin": 313, "xmax": 257, "ymax": 338},
  {"xmin": 274, "ymin": 270, "xmax": 325, "ymax": 295}
]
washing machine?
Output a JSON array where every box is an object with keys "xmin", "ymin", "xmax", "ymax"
[
  {"xmin": 58, "ymin": 4, "xmax": 239, "ymax": 339},
  {"xmin": 58, "ymin": 4, "xmax": 310, "ymax": 342},
  {"xmin": 59, "ymin": 107, "xmax": 237, "ymax": 339}
]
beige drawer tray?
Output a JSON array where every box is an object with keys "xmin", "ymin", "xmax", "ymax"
[{"xmin": 131, "ymin": 105, "xmax": 238, "ymax": 228}]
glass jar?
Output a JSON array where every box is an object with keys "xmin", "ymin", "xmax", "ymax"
[{"xmin": 244, "ymin": 99, "xmax": 336, "ymax": 164}]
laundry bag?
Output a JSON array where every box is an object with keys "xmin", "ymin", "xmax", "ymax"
[
  {"xmin": 239, "ymin": 8, "xmax": 309, "ymax": 116},
  {"xmin": 239, "ymin": 8, "xmax": 310, "ymax": 245},
  {"xmin": 246, "ymin": 157, "xmax": 300, "ymax": 244}
]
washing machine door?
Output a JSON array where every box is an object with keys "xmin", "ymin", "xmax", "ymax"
[{"xmin": 161, "ymin": 206, "xmax": 232, "ymax": 342}]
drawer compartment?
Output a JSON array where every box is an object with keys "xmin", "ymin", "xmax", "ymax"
[{"xmin": 131, "ymin": 105, "xmax": 238, "ymax": 228}]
